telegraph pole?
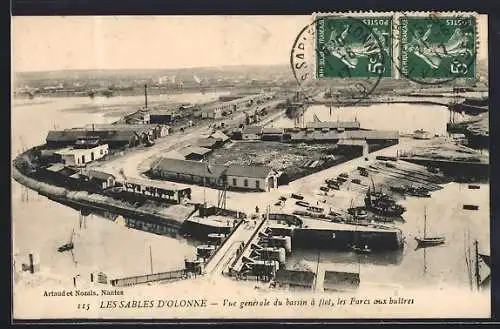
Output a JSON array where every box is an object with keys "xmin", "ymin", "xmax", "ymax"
[{"xmin": 149, "ymin": 245, "xmax": 154, "ymax": 274}]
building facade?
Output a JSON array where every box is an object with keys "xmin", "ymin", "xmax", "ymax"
[
  {"xmin": 150, "ymin": 158, "xmax": 279, "ymax": 192},
  {"xmin": 242, "ymin": 126, "xmax": 263, "ymax": 140},
  {"xmin": 55, "ymin": 143, "xmax": 109, "ymax": 166},
  {"xmin": 224, "ymin": 165, "xmax": 278, "ymax": 192}
]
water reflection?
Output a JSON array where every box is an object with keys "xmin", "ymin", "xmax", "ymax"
[
  {"xmin": 12, "ymin": 95, "xmax": 211, "ymax": 281},
  {"xmin": 285, "ymin": 182, "xmax": 489, "ymax": 289},
  {"xmin": 272, "ymin": 103, "xmax": 468, "ymax": 136},
  {"xmin": 287, "ymin": 248, "xmax": 404, "ymax": 267}
]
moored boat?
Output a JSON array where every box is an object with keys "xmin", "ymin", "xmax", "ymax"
[{"xmin": 415, "ymin": 208, "xmax": 445, "ymax": 248}]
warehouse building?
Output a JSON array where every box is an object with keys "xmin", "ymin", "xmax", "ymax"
[
  {"xmin": 261, "ymin": 127, "xmax": 284, "ymax": 142},
  {"xmin": 179, "ymin": 146, "xmax": 213, "ymax": 161},
  {"xmin": 120, "ymin": 178, "xmax": 192, "ymax": 204},
  {"xmin": 208, "ymin": 130, "xmax": 230, "ymax": 145},
  {"xmin": 149, "ymin": 158, "xmax": 279, "ymax": 192},
  {"xmin": 149, "ymin": 158, "xmax": 227, "ymax": 187},
  {"xmin": 53, "ymin": 137, "xmax": 109, "ymax": 167},
  {"xmin": 336, "ymin": 139, "xmax": 369, "ymax": 156},
  {"xmin": 150, "ymin": 110, "xmax": 176, "ymax": 124},
  {"xmin": 242, "ymin": 126, "xmax": 263, "ymax": 140},
  {"xmin": 224, "ymin": 164, "xmax": 278, "ymax": 192},
  {"xmin": 79, "ymin": 170, "xmax": 117, "ymax": 190},
  {"xmin": 305, "ymin": 121, "xmax": 361, "ymax": 131},
  {"xmin": 200, "ymin": 93, "xmax": 274, "ymax": 120},
  {"xmin": 195, "ymin": 138, "xmax": 220, "ymax": 149},
  {"xmin": 83, "ymin": 123, "xmax": 170, "ymax": 139},
  {"xmin": 45, "ymin": 122, "xmax": 170, "ymax": 149},
  {"xmin": 289, "ymin": 130, "xmax": 399, "ymax": 145}
]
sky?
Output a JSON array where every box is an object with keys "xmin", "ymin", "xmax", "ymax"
[{"xmin": 12, "ymin": 15, "xmax": 488, "ymax": 73}]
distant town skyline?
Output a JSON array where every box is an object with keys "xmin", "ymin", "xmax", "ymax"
[{"xmin": 13, "ymin": 15, "xmax": 488, "ymax": 73}]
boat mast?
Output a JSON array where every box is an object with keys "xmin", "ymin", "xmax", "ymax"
[
  {"xmin": 423, "ymin": 207, "xmax": 427, "ymax": 239},
  {"xmin": 314, "ymin": 249, "xmax": 320, "ymax": 291},
  {"xmin": 423, "ymin": 247, "xmax": 427, "ymax": 274},
  {"xmin": 474, "ymin": 240, "xmax": 480, "ymax": 291}
]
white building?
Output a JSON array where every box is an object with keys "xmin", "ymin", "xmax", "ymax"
[
  {"xmin": 224, "ymin": 165, "xmax": 278, "ymax": 192},
  {"xmin": 55, "ymin": 144, "xmax": 109, "ymax": 166}
]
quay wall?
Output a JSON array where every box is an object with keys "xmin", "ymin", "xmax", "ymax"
[
  {"xmin": 400, "ymin": 157, "xmax": 489, "ymax": 179},
  {"xmin": 12, "ymin": 165, "xmax": 189, "ymax": 229},
  {"xmin": 268, "ymin": 226, "xmax": 404, "ymax": 251},
  {"xmin": 181, "ymin": 218, "xmax": 234, "ymax": 238},
  {"xmin": 307, "ymin": 99, "xmax": 449, "ymax": 107}
]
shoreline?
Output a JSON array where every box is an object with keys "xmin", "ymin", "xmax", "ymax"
[{"xmin": 11, "ymin": 163, "xmax": 195, "ymax": 230}]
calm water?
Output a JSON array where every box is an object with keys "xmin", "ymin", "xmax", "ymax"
[
  {"xmin": 272, "ymin": 103, "xmax": 471, "ymax": 136},
  {"xmin": 11, "ymin": 93, "xmax": 225, "ymax": 283},
  {"xmin": 279, "ymin": 104, "xmax": 489, "ymax": 290},
  {"xmin": 12, "ymin": 97, "xmax": 490, "ymax": 290},
  {"xmin": 286, "ymin": 182, "xmax": 490, "ymax": 290}
]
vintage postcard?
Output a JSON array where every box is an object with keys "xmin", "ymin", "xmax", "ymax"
[{"xmin": 12, "ymin": 13, "xmax": 490, "ymax": 320}]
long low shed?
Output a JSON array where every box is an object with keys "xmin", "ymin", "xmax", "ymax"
[{"xmin": 120, "ymin": 178, "xmax": 192, "ymax": 203}]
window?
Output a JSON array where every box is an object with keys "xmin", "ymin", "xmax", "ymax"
[
  {"xmin": 256, "ymin": 180, "xmax": 260, "ymax": 189},
  {"xmin": 233, "ymin": 178, "xmax": 237, "ymax": 186},
  {"xmin": 244, "ymin": 179, "xmax": 248, "ymax": 187},
  {"xmin": 100, "ymin": 149, "xmax": 103, "ymax": 155}
]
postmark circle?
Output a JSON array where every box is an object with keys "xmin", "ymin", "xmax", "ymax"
[{"xmin": 290, "ymin": 15, "xmax": 389, "ymax": 107}]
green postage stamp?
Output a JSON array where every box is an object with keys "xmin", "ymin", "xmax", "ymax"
[
  {"xmin": 316, "ymin": 16, "xmax": 393, "ymax": 78},
  {"xmin": 399, "ymin": 15, "xmax": 477, "ymax": 79},
  {"xmin": 313, "ymin": 13, "xmax": 477, "ymax": 80}
]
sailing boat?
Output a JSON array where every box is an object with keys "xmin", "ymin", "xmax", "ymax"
[{"xmin": 415, "ymin": 207, "xmax": 445, "ymax": 247}]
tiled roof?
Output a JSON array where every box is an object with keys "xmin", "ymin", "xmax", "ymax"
[
  {"xmin": 306, "ymin": 121, "xmax": 361, "ymax": 129},
  {"xmin": 262, "ymin": 127, "xmax": 284, "ymax": 135},
  {"xmin": 47, "ymin": 129, "xmax": 137, "ymax": 143},
  {"xmin": 179, "ymin": 146, "xmax": 212, "ymax": 157},
  {"xmin": 225, "ymin": 164, "xmax": 273, "ymax": 179},
  {"xmin": 153, "ymin": 158, "xmax": 226, "ymax": 178},
  {"xmin": 209, "ymin": 131, "xmax": 230, "ymax": 141},
  {"xmin": 123, "ymin": 177, "xmax": 191, "ymax": 192},
  {"xmin": 344, "ymin": 130, "xmax": 399, "ymax": 140},
  {"xmin": 289, "ymin": 130, "xmax": 399, "ymax": 141},
  {"xmin": 83, "ymin": 124, "xmax": 157, "ymax": 135},
  {"xmin": 242, "ymin": 126, "xmax": 263, "ymax": 135},
  {"xmin": 81, "ymin": 169, "xmax": 116, "ymax": 181},
  {"xmin": 46, "ymin": 130, "xmax": 86, "ymax": 142},
  {"xmin": 195, "ymin": 138, "xmax": 218, "ymax": 148}
]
